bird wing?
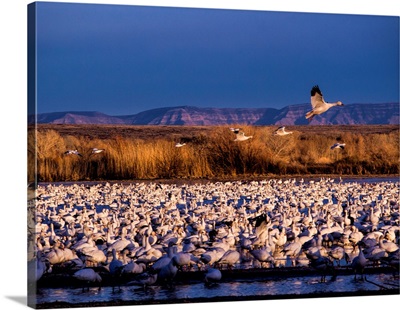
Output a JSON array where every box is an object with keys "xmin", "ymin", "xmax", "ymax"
[
  {"xmin": 331, "ymin": 143, "xmax": 345, "ymax": 150},
  {"xmin": 310, "ymin": 85, "xmax": 325, "ymax": 109}
]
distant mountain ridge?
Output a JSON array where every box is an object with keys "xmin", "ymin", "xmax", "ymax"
[
  {"xmin": 34, "ymin": 111, "xmax": 126, "ymax": 124},
  {"xmin": 30, "ymin": 102, "xmax": 399, "ymax": 125}
]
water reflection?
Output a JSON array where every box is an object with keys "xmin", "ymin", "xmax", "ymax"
[{"xmin": 35, "ymin": 273, "xmax": 397, "ymax": 306}]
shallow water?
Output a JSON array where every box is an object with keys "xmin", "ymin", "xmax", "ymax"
[{"xmin": 34, "ymin": 273, "xmax": 398, "ymax": 306}]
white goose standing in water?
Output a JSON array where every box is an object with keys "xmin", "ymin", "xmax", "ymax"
[
  {"xmin": 351, "ymin": 243, "xmax": 368, "ymax": 280},
  {"xmin": 135, "ymin": 268, "xmax": 158, "ymax": 289},
  {"xmin": 108, "ymin": 249, "xmax": 124, "ymax": 291},
  {"xmin": 306, "ymin": 85, "xmax": 344, "ymax": 121},
  {"xmin": 204, "ymin": 267, "xmax": 222, "ymax": 286},
  {"xmin": 73, "ymin": 268, "xmax": 102, "ymax": 291},
  {"xmin": 157, "ymin": 255, "xmax": 179, "ymax": 287}
]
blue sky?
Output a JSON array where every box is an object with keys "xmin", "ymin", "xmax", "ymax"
[{"xmin": 33, "ymin": 2, "xmax": 399, "ymax": 115}]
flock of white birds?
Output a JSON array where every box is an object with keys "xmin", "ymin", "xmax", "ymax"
[{"xmin": 28, "ymin": 177, "xmax": 399, "ymax": 290}]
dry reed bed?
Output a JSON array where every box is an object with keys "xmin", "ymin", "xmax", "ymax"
[{"xmin": 28, "ymin": 125, "xmax": 399, "ymax": 181}]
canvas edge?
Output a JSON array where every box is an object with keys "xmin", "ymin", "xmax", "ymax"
[{"xmin": 27, "ymin": 2, "xmax": 38, "ymax": 309}]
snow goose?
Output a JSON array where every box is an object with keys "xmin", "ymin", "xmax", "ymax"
[
  {"xmin": 273, "ymin": 126, "xmax": 293, "ymax": 136},
  {"xmin": 121, "ymin": 249, "xmax": 146, "ymax": 275},
  {"xmin": 229, "ymin": 127, "xmax": 241, "ymax": 134},
  {"xmin": 272, "ymin": 227, "xmax": 287, "ymax": 248},
  {"xmin": 152, "ymin": 242, "xmax": 176, "ymax": 271},
  {"xmin": 306, "ymin": 85, "xmax": 344, "ymax": 121},
  {"xmin": 172, "ymin": 251, "xmax": 192, "ymax": 271},
  {"xmin": 200, "ymin": 248, "xmax": 224, "ymax": 266},
  {"xmin": 309, "ymin": 254, "xmax": 335, "ymax": 282},
  {"xmin": 135, "ymin": 268, "xmax": 158, "ymax": 289},
  {"xmin": 45, "ymin": 241, "xmax": 67, "ymax": 265},
  {"xmin": 282, "ymin": 237, "xmax": 303, "ymax": 266},
  {"xmin": 64, "ymin": 150, "xmax": 83, "ymax": 157},
  {"xmin": 175, "ymin": 142, "xmax": 186, "ymax": 148},
  {"xmin": 383, "ymin": 227, "xmax": 397, "ymax": 243},
  {"xmin": 73, "ymin": 268, "xmax": 102, "ymax": 291},
  {"xmin": 328, "ymin": 245, "xmax": 348, "ymax": 266},
  {"xmin": 157, "ymin": 256, "xmax": 179, "ymax": 287},
  {"xmin": 217, "ymin": 249, "xmax": 241, "ymax": 269},
  {"xmin": 364, "ymin": 245, "xmax": 388, "ymax": 267},
  {"xmin": 108, "ymin": 249, "xmax": 124, "ymax": 291},
  {"xmin": 182, "ymin": 238, "xmax": 197, "ymax": 253},
  {"xmin": 349, "ymin": 226, "xmax": 364, "ymax": 246},
  {"xmin": 91, "ymin": 148, "xmax": 105, "ymax": 154},
  {"xmin": 378, "ymin": 235, "xmax": 399, "ymax": 254},
  {"xmin": 351, "ymin": 243, "xmax": 368, "ymax": 280},
  {"xmin": 330, "ymin": 143, "xmax": 346, "ymax": 150},
  {"xmin": 106, "ymin": 228, "xmax": 132, "ymax": 253},
  {"xmin": 204, "ymin": 267, "xmax": 222, "ymax": 286},
  {"xmin": 135, "ymin": 233, "xmax": 163, "ymax": 263},
  {"xmin": 81, "ymin": 247, "xmax": 107, "ymax": 267},
  {"xmin": 234, "ymin": 131, "xmax": 253, "ymax": 141},
  {"xmin": 250, "ymin": 244, "xmax": 274, "ymax": 268}
]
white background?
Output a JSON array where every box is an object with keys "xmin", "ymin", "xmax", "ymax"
[{"xmin": 0, "ymin": 1, "xmax": 398, "ymax": 310}]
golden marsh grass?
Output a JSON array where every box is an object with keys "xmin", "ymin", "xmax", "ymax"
[{"xmin": 28, "ymin": 124, "xmax": 399, "ymax": 182}]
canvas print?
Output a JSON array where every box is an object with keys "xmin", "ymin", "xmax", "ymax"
[{"xmin": 27, "ymin": 1, "xmax": 399, "ymax": 309}]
